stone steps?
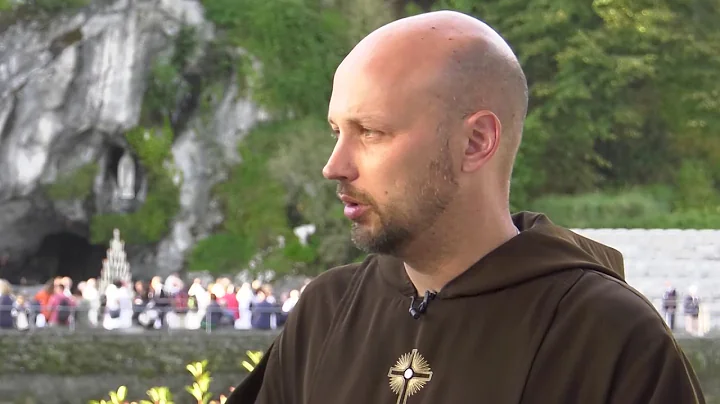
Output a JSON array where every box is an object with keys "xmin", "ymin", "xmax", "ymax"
[{"xmin": 573, "ymin": 229, "xmax": 720, "ymax": 330}]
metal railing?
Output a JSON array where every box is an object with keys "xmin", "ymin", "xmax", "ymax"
[
  {"xmin": 0, "ymin": 298, "xmax": 289, "ymax": 334},
  {"xmin": 1, "ymin": 295, "xmax": 718, "ymax": 335}
]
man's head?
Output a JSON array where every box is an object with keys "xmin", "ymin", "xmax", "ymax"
[{"xmin": 324, "ymin": 10, "xmax": 528, "ymax": 256}]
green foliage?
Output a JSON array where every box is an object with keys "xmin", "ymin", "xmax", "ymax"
[
  {"xmin": 190, "ymin": 118, "xmax": 360, "ymax": 275},
  {"xmin": 188, "ymin": 122, "xmax": 290, "ymax": 274},
  {"xmin": 202, "ymin": 0, "xmax": 352, "ymax": 117},
  {"xmin": 140, "ymin": 26, "xmax": 201, "ymax": 125},
  {"xmin": 197, "ymin": 0, "xmax": 720, "ymax": 276},
  {"xmin": 0, "ymin": 0, "xmax": 13, "ymax": 12},
  {"xmin": 442, "ymin": 0, "xmax": 720, "ymax": 197},
  {"xmin": 266, "ymin": 117, "xmax": 363, "ymax": 270},
  {"xmin": 89, "ymin": 26, "xmax": 199, "ymax": 245},
  {"xmin": 141, "ymin": 61, "xmax": 183, "ymax": 126},
  {"xmin": 0, "ymin": 332, "xmax": 273, "ymax": 377},
  {"xmin": 193, "ymin": 0, "xmax": 383, "ymax": 274},
  {"xmin": 89, "ymin": 386, "xmax": 127, "ymax": 404},
  {"xmin": 25, "ymin": 0, "xmax": 87, "ymax": 12},
  {"xmin": 241, "ymin": 350, "xmax": 264, "ymax": 372},
  {"xmin": 91, "ymin": 361, "xmax": 232, "ymax": 404},
  {"xmin": 90, "ymin": 122, "xmax": 180, "ymax": 244},
  {"xmin": 0, "ymin": 0, "xmax": 87, "ymax": 13},
  {"xmin": 44, "ymin": 163, "xmax": 97, "ymax": 201},
  {"xmin": 531, "ymin": 188, "xmax": 720, "ymax": 229},
  {"xmin": 0, "ymin": 0, "xmax": 89, "ymax": 30},
  {"xmin": 673, "ymin": 160, "xmax": 720, "ymax": 211}
]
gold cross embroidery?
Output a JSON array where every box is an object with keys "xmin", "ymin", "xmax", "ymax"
[{"xmin": 387, "ymin": 349, "xmax": 433, "ymax": 404}]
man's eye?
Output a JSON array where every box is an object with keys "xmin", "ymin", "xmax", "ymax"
[{"xmin": 362, "ymin": 128, "xmax": 379, "ymax": 137}]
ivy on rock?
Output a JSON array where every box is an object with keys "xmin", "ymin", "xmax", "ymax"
[{"xmin": 89, "ymin": 120, "xmax": 180, "ymax": 245}]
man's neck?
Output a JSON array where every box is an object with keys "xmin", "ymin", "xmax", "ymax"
[{"xmin": 401, "ymin": 209, "xmax": 518, "ymax": 296}]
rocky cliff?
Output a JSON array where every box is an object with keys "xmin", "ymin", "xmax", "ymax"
[{"xmin": 0, "ymin": 0, "xmax": 265, "ymax": 282}]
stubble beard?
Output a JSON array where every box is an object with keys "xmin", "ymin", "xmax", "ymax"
[{"xmin": 351, "ymin": 144, "xmax": 458, "ymax": 256}]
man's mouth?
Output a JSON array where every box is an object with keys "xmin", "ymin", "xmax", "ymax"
[{"xmin": 339, "ymin": 194, "xmax": 369, "ymax": 220}]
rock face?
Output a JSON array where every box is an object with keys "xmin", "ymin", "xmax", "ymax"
[{"xmin": 0, "ymin": 0, "xmax": 264, "ymax": 282}]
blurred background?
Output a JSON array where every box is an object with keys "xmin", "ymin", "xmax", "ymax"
[{"xmin": 0, "ymin": 0, "xmax": 718, "ymax": 403}]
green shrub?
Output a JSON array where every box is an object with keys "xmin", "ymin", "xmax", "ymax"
[
  {"xmin": 673, "ymin": 160, "xmax": 720, "ymax": 210},
  {"xmin": 90, "ymin": 352, "xmax": 264, "ymax": 404},
  {"xmin": 90, "ymin": 121, "xmax": 180, "ymax": 244},
  {"xmin": 530, "ymin": 189, "xmax": 671, "ymax": 228},
  {"xmin": 0, "ymin": 0, "xmax": 89, "ymax": 30},
  {"xmin": 530, "ymin": 187, "xmax": 720, "ymax": 229},
  {"xmin": 45, "ymin": 163, "xmax": 98, "ymax": 201}
]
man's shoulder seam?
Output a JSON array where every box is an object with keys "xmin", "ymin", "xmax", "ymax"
[
  {"xmin": 581, "ymin": 269, "xmax": 672, "ymax": 327},
  {"xmin": 306, "ymin": 255, "xmax": 374, "ymax": 290},
  {"xmin": 517, "ymin": 270, "xmax": 586, "ymax": 402}
]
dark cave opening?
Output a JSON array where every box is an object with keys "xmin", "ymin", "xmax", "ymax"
[
  {"xmin": 105, "ymin": 143, "xmax": 125, "ymax": 181},
  {"xmin": 26, "ymin": 232, "xmax": 108, "ymax": 292}
]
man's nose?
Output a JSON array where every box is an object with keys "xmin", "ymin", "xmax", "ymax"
[{"xmin": 322, "ymin": 138, "xmax": 358, "ymax": 182}]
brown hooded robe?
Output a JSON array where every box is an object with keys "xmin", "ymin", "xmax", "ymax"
[{"xmin": 227, "ymin": 212, "xmax": 705, "ymax": 404}]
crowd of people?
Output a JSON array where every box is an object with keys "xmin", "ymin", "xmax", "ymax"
[
  {"xmin": 0, "ymin": 275, "xmax": 712, "ymax": 335},
  {"xmin": 661, "ymin": 283, "xmax": 707, "ymax": 336},
  {"xmin": 0, "ymin": 275, "xmax": 307, "ymax": 332}
]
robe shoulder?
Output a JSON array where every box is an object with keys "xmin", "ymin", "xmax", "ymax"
[
  {"xmin": 226, "ymin": 260, "xmax": 365, "ymax": 404},
  {"xmin": 522, "ymin": 269, "xmax": 705, "ymax": 404},
  {"xmin": 294, "ymin": 260, "xmax": 364, "ymax": 318}
]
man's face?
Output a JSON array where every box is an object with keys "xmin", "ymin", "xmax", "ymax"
[{"xmin": 325, "ymin": 61, "xmax": 459, "ymax": 255}]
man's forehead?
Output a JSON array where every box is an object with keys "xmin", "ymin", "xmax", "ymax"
[
  {"xmin": 328, "ymin": 62, "xmax": 442, "ymax": 126},
  {"xmin": 328, "ymin": 74, "xmax": 399, "ymax": 123}
]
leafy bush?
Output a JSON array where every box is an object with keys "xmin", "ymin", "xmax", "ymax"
[
  {"xmin": 0, "ymin": 0, "xmax": 88, "ymax": 13},
  {"xmin": 530, "ymin": 188, "xmax": 671, "ymax": 228},
  {"xmin": 90, "ymin": 121, "xmax": 181, "ymax": 244},
  {"xmin": 45, "ymin": 163, "xmax": 98, "ymax": 201},
  {"xmin": 673, "ymin": 160, "xmax": 720, "ymax": 210},
  {"xmin": 90, "ymin": 352, "xmax": 264, "ymax": 404},
  {"xmin": 0, "ymin": 0, "xmax": 89, "ymax": 30},
  {"xmin": 531, "ymin": 187, "xmax": 720, "ymax": 229}
]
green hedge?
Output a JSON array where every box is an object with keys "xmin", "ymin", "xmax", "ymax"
[
  {"xmin": 0, "ymin": 330, "xmax": 274, "ymax": 377},
  {"xmin": 530, "ymin": 188, "xmax": 720, "ymax": 229},
  {"xmin": 0, "ymin": 332, "xmax": 716, "ymax": 403}
]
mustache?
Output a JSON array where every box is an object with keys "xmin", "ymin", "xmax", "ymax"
[{"xmin": 336, "ymin": 184, "xmax": 374, "ymax": 206}]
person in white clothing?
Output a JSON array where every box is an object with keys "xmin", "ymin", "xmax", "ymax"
[{"xmin": 235, "ymin": 283, "xmax": 254, "ymax": 330}]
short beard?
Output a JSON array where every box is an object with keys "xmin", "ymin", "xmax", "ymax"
[{"xmin": 351, "ymin": 135, "xmax": 458, "ymax": 256}]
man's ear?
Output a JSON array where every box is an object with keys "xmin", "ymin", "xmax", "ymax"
[{"xmin": 461, "ymin": 110, "xmax": 501, "ymax": 173}]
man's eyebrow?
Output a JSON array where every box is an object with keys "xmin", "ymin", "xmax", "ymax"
[{"xmin": 328, "ymin": 115, "xmax": 387, "ymax": 129}]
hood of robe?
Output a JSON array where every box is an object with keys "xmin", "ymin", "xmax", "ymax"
[{"xmin": 378, "ymin": 211, "xmax": 625, "ymax": 299}]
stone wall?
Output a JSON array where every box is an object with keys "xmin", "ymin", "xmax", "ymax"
[{"xmin": 0, "ymin": 331, "xmax": 717, "ymax": 404}]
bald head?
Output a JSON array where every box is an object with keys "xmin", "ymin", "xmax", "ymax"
[
  {"xmin": 335, "ymin": 10, "xmax": 528, "ymax": 178},
  {"xmin": 325, "ymin": 11, "xmax": 528, "ymax": 257}
]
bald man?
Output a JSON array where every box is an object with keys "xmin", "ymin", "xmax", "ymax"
[{"xmin": 227, "ymin": 11, "xmax": 704, "ymax": 404}]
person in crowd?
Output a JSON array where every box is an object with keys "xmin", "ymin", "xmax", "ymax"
[
  {"xmin": 47, "ymin": 284, "xmax": 73, "ymax": 326},
  {"xmin": 32, "ymin": 280, "xmax": 54, "ymax": 327},
  {"xmin": 250, "ymin": 289, "xmax": 275, "ymax": 330},
  {"xmin": 662, "ymin": 282, "xmax": 678, "ymax": 330},
  {"xmin": 684, "ymin": 285, "xmax": 701, "ymax": 336},
  {"xmin": 11, "ymin": 295, "xmax": 31, "ymax": 331},
  {"xmin": 202, "ymin": 293, "xmax": 224, "ymax": 330},
  {"xmin": 0, "ymin": 280, "xmax": 14, "ymax": 329}
]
